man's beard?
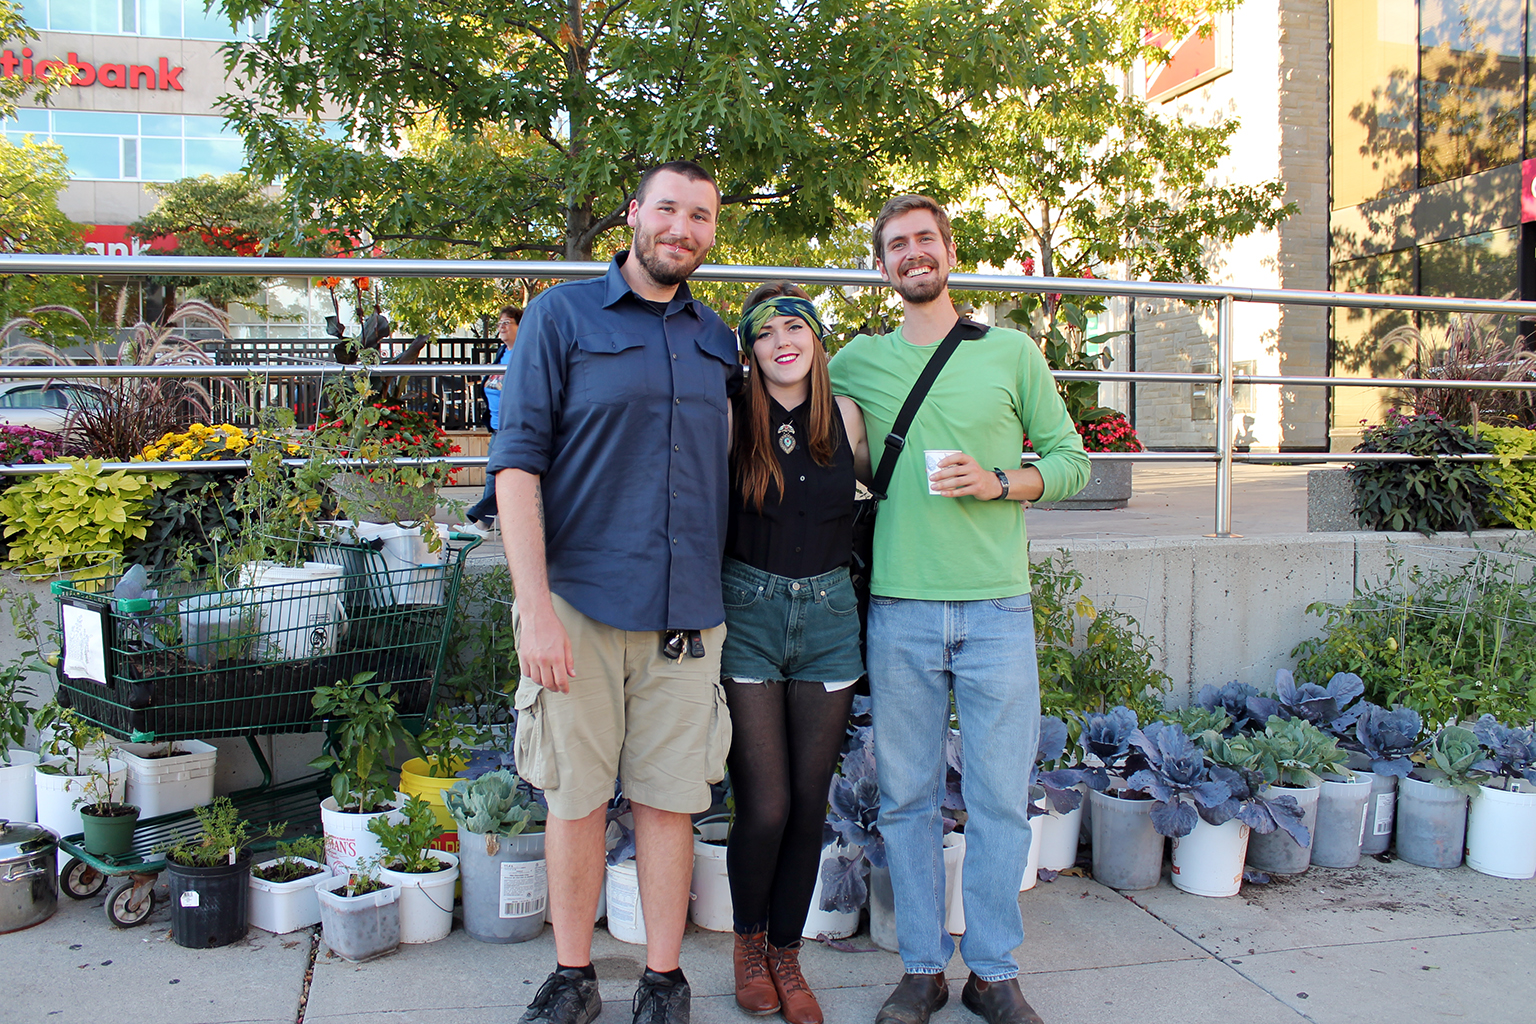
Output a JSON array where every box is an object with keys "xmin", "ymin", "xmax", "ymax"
[
  {"xmin": 633, "ymin": 228, "xmax": 705, "ymax": 287},
  {"xmin": 890, "ymin": 258, "xmax": 948, "ymax": 304}
]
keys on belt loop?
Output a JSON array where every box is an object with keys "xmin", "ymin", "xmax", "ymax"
[{"xmin": 662, "ymin": 629, "xmax": 706, "ymax": 661}]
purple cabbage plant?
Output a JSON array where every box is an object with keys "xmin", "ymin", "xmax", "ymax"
[
  {"xmin": 1075, "ymin": 705, "xmax": 1146, "ymax": 791},
  {"xmin": 1126, "ymin": 722, "xmax": 1231, "ymax": 838},
  {"xmin": 1354, "ymin": 703, "xmax": 1424, "ymax": 778},
  {"xmin": 1196, "ymin": 682, "xmax": 1274, "ymax": 736},
  {"xmin": 1029, "ymin": 715, "xmax": 1090, "ymax": 818},
  {"xmin": 1202, "ymin": 761, "xmax": 1311, "ymax": 846},
  {"xmin": 1470, "ymin": 714, "xmax": 1536, "ymax": 790},
  {"xmin": 1272, "ymin": 669, "xmax": 1366, "ymax": 740},
  {"xmin": 818, "ymin": 728, "xmax": 885, "ymax": 912}
]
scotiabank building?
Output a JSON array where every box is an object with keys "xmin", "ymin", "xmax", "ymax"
[{"xmin": 2, "ymin": 3, "xmax": 339, "ymax": 336}]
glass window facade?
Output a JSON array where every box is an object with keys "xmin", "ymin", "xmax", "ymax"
[
  {"xmin": 18, "ymin": 0, "xmax": 262, "ymax": 40},
  {"xmin": 1, "ymin": 110, "xmax": 245, "ymax": 181}
]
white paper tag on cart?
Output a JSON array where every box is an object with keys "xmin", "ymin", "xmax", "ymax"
[
  {"xmin": 499, "ymin": 860, "xmax": 547, "ymax": 919},
  {"xmin": 180, "ymin": 890, "xmax": 200, "ymax": 908},
  {"xmin": 61, "ymin": 603, "xmax": 108, "ymax": 685}
]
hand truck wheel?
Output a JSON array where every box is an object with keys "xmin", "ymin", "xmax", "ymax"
[
  {"xmin": 105, "ymin": 877, "xmax": 157, "ymax": 928},
  {"xmin": 60, "ymin": 857, "xmax": 107, "ymax": 900}
]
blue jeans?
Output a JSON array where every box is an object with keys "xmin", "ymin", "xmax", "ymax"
[
  {"xmin": 867, "ymin": 593, "xmax": 1040, "ymax": 981},
  {"xmin": 466, "ymin": 474, "xmax": 497, "ymax": 523}
]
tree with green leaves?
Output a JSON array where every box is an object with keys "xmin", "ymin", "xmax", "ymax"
[{"xmin": 217, "ymin": 0, "xmax": 1077, "ymax": 261}]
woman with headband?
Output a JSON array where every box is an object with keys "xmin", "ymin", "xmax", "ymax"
[{"xmin": 722, "ymin": 282, "xmax": 870, "ymax": 1024}]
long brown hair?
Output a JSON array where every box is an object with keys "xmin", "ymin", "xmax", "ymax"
[{"xmin": 735, "ymin": 281, "xmax": 838, "ymax": 511}]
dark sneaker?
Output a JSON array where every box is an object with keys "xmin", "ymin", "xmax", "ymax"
[
  {"xmin": 521, "ymin": 968, "xmax": 602, "ymax": 1024},
  {"xmin": 960, "ymin": 973, "xmax": 1044, "ymax": 1024},
  {"xmin": 631, "ymin": 969, "xmax": 691, "ymax": 1024}
]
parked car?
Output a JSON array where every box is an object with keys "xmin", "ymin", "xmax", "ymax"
[{"xmin": 0, "ymin": 381, "xmax": 104, "ymax": 434}]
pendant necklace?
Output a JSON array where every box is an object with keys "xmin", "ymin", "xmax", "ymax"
[{"xmin": 777, "ymin": 421, "xmax": 797, "ymax": 455}]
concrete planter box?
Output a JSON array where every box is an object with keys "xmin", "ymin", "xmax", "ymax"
[
  {"xmin": 1037, "ymin": 461, "xmax": 1132, "ymax": 510},
  {"xmin": 1307, "ymin": 469, "xmax": 1362, "ymax": 531}
]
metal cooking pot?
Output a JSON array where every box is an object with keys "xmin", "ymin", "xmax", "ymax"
[{"xmin": 0, "ymin": 819, "xmax": 59, "ymax": 933}]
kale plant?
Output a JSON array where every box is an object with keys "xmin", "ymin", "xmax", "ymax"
[
  {"xmin": 1031, "ymin": 715, "xmax": 1089, "ymax": 815},
  {"xmin": 1471, "ymin": 714, "xmax": 1536, "ymax": 790},
  {"xmin": 1272, "ymin": 669, "xmax": 1365, "ymax": 738},
  {"xmin": 819, "ymin": 729, "xmax": 884, "ymax": 913},
  {"xmin": 1126, "ymin": 722, "xmax": 1230, "ymax": 838},
  {"xmin": 1354, "ymin": 703, "xmax": 1424, "ymax": 778}
]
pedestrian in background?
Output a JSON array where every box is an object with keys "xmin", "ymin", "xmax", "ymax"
[{"xmin": 463, "ymin": 304, "xmax": 520, "ymax": 531}]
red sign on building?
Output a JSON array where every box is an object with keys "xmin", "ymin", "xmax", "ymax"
[{"xmin": 1, "ymin": 48, "xmax": 184, "ymax": 90}]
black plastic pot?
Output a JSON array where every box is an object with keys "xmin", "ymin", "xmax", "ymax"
[{"xmin": 166, "ymin": 852, "xmax": 252, "ymax": 948}]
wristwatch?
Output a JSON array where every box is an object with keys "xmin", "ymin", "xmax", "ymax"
[{"xmin": 991, "ymin": 467, "xmax": 1010, "ymax": 500}]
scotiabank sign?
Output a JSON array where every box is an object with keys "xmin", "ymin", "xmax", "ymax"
[
  {"xmin": 1, "ymin": 48, "xmax": 184, "ymax": 91},
  {"xmin": 83, "ymin": 225, "xmax": 177, "ymax": 258}
]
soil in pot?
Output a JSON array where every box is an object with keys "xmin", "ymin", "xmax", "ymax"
[{"xmin": 167, "ymin": 853, "xmax": 252, "ymax": 948}]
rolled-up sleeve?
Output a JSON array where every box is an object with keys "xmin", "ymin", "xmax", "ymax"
[{"xmin": 486, "ymin": 300, "xmax": 565, "ymax": 477}]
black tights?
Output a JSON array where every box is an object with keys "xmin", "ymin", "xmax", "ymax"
[{"xmin": 723, "ymin": 677, "xmax": 854, "ymax": 948}]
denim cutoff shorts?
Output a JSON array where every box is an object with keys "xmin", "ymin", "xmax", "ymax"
[{"xmin": 719, "ymin": 557, "xmax": 865, "ymax": 690}]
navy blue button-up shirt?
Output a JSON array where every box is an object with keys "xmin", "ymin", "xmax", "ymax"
[{"xmin": 486, "ymin": 253, "xmax": 741, "ymax": 631}]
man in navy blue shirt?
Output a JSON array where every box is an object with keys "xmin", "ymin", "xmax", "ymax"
[{"xmin": 488, "ymin": 161, "xmax": 740, "ymax": 1024}]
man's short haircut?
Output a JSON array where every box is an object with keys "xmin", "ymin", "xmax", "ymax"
[
  {"xmin": 872, "ymin": 194, "xmax": 954, "ymax": 263},
  {"xmin": 634, "ymin": 160, "xmax": 720, "ymax": 209},
  {"xmin": 499, "ymin": 305, "xmax": 523, "ymax": 324}
]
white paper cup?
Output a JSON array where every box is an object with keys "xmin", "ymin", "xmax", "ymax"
[{"xmin": 924, "ymin": 450, "xmax": 962, "ymax": 495}]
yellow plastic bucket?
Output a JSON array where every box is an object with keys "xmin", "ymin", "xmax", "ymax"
[{"xmin": 399, "ymin": 757, "xmax": 465, "ymax": 848}]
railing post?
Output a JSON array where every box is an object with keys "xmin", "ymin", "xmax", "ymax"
[{"xmin": 1209, "ymin": 294, "xmax": 1239, "ymax": 538}]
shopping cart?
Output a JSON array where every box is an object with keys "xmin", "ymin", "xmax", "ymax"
[{"xmin": 47, "ymin": 531, "xmax": 482, "ymax": 926}]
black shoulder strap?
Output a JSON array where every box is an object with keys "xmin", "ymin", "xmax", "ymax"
[{"xmin": 869, "ymin": 317, "xmax": 987, "ymax": 500}]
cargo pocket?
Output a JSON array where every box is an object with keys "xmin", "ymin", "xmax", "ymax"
[
  {"xmin": 513, "ymin": 678, "xmax": 559, "ymax": 791},
  {"xmin": 703, "ymin": 679, "xmax": 733, "ymax": 785}
]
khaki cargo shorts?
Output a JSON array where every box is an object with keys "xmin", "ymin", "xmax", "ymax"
[{"xmin": 512, "ymin": 594, "xmax": 731, "ymax": 820}]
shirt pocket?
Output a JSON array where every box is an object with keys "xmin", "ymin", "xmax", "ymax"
[
  {"xmin": 689, "ymin": 332, "xmax": 740, "ymax": 412},
  {"xmin": 573, "ymin": 332, "xmax": 655, "ymax": 406}
]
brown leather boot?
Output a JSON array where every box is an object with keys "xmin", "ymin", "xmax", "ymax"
[
  {"xmin": 734, "ymin": 931, "xmax": 781, "ymax": 1015},
  {"xmin": 765, "ymin": 940, "xmax": 824, "ymax": 1024}
]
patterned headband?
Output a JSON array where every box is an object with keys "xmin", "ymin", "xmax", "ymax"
[{"xmin": 737, "ymin": 295, "xmax": 827, "ymax": 353}]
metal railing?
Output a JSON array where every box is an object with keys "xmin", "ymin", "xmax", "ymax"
[{"xmin": 5, "ymin": 253, "xmax": 1536, "ymax": 536}]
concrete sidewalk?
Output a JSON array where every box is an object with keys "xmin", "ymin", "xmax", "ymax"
[{"xmin": 8, "ymin": 854, "xmax": 1532, "ymax": 1024}]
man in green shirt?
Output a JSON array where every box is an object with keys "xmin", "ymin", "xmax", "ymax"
[{"xmin": 829, "ymin": 195, "xmax": 1089, "ymax": 1024}]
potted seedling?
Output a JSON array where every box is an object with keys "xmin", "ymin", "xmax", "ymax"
[
  {"xmin": 249, "ymin": 835, "xmax": 334, "ymax": 934},
  {"xmin": 1465, "ymin": 715, "xmax": 1536, "ymax": 879},
  {"xmin": 1264, "ymin": 670, "xmax": 1373, "ymax": 868},
  {"xmin": 315, "ymin": 865, "xmax": 402, "ymax": 962},
  {"xmin": 310, "ymin": 672, "xmax": 415, "ymax": 873},
  {"xmin": 1353, "ymin": 703, "xmax": 1425, "ymax": 854},
  {"xmin": 1397, "ymin": 723, "xmax": 1480, "ymax": 869},
  {"xmin": 162, "ymin": 797, "xmax": 284, "ymax": 948},
  {"xmin": 0, "ymin": 593, "xmax": 49, "ymax": 821},
  {"xmin": 73, "ymin": 735, "xmax": 141, "ymax": 858},
  {"xmin": 1125, "ymin": 721, "xmax": 1238, "ymax": 893},
  {"xmin": 368, "ymin": 794, "xmax": 459, "ymax": 943},
  {"xmin": 32, "ymin": 702, "xmax": 126, "ymax": 864},
  {"xmin": 446, "ymin": 768, "xmax": 547, "ymax": 943},
  {"xmin": 1241, "ymin": 716, "xmax": 1346, "ymax": 875}
]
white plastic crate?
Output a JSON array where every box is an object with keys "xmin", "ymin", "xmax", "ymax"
[{"xmin": 114, "ymin": 739, "xmax": 217, "ymax": 818}]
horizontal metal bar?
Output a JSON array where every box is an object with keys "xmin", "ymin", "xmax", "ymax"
[
  {"xmin": 7, "ymin": 253, "xmax": 1536, "ymax": 315},
  {"xmin": 1232, "ymin": 373, "xmax": 1536, "ymax": 392},
  {"xmin": 0, "ymin": 363, "xmax": 501, "ymax": 379}
]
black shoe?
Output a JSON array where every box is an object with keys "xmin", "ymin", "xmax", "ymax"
[
  {"xmin": 875, "ymin": 972, "xmax": 948, "ymax": 1024},
  {"xmin": 960, "ymin": 974, "xmax": 1043, "ymax": 1024},
  {"xmin": 632, "ymin": 969, "xmax": 690, "ymax": 1024},
  {"xmin": 521, "ymin": 969, "xmax": 602, "ymax": 1024}
]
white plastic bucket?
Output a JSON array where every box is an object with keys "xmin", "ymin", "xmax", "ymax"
[
  {"xmin": 35, "ymin": 756, "xmax": 126, "ymax": 869},
  {"xmin": 114, "ymin": 740, "xmax": 217, "ymax": 818},
  {"xmin": 1036, "ymin": 785, "xmax": 1086, "ymax": 871},
  {"xmin": 379, "ymin": 851, "xmax": 459, "ymax": 943},
  {"xmin": 943, "ymin": 831, "xmax": 965, "ymax": 935},
  {"xmin": 1465, "ymin": 781, "xmax": 1536, "ymax": 880},
  {"xmin": 320, "ymin": 795, "xmax": 403, "ymax": 875},
  {"xmin": 802, "ymin": 842, "xmax": 860, "ymax": 941},
  {"xmin": 316, "ymin": 521, "xmax": 448, "ymax": 606},
  {"xmin": 0, "ymin": 749, "xmax": 40, "ymax": 822},
  {"xmin": 689, "ymin": 821, "xmax": 732, "ymax": 931},
  {"xmin": 1171, "ymin": 818, "xmax": 1251, "ymax": 897},
  {"xmin": 239, "ymin": 561, "xmax": 346, "ymax": 661},
  {"xmin": 606, "ymin": 859, "xmax": 647, "ymax": 944},
  {"xmin": 315, "ymin": 874, "xmax": 402, "ymax": 962},
  {"xmin": 249, "ymin": 857, "xmax": 335, "ymax": 934},
  {"xmin": 177, "ymin": 593, "xmax": 255, "ymax": 666},
  {"xmin": 1020, "ymin": 796, "xmax": 1045, "ymax": 892}
]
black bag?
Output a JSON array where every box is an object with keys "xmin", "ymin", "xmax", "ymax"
[{"xmin": 849, "ymin": 318, "xmax": 987, "ymax": 656}]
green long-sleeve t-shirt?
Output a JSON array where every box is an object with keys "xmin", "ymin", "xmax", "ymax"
[{"xmin": 829, "ymin": 322, "xmax": 1090, "ymax": 599}]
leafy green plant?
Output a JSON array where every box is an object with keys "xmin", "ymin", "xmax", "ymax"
[
  {"xmin": 0, "ymin": 588, "xmax": 48, "ymax": 762},
  {"xmin": 1422, "ymin": 724, "xmax": 1483, "ymax": 797},
  {"xmin": 440, "ymin": 565, "xmax": 519, "ymax": 725},
  {"xmin": 0, "ymin": 460, "xmax": 174, "ymax": 575},
  {"xmin": 163, "ymin": 796, "xmax": 285, "ymax": 867},
  {"xmin": 1479, "ymin": 425, "xmax": 1536, "ymax": 530},
  {"xmin": 445, "ymin": 769, "xmax": 546, "ymax": 841},
  {"xmin": 33, "ymin": 700, "xmax": 107, "ymax": 777},
  {"xmin": 310, "ymin": 672, "xmax": 420, "ymax": 813},
  {"xmin": 122, "ymin": 473, "xmax": 242, "ymax": 573},
  {"xmin": 415, "ymin": 706, "xmax": 490, "ymax": 779},
  {"xmin": 1349, "ymin": 412, "xmax": 1502, "ymax": 534},
  {"xmin": 1242, "ymin": 717, "xmax": 1348, "ymax": 787},
  {"xmin": 367, "ymin": 794, "xmax": 449, "ymax": 873},
  {"xmin": 252, "ymin": 835, "xmax": 328, "ymax": 883}
]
